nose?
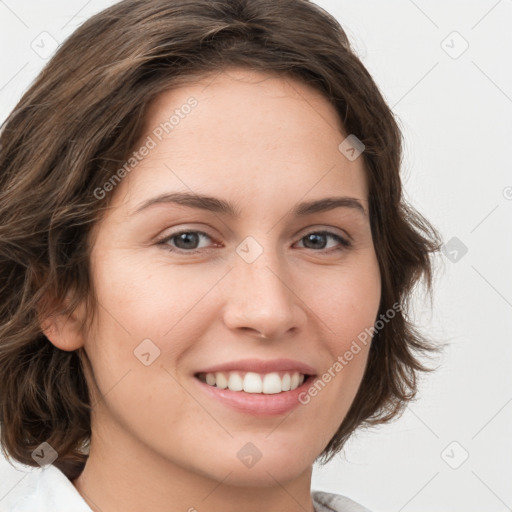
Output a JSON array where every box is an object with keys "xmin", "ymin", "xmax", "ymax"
[{"xmin": 222, "ymin": 245, "xmax": 306, "ymax": 340}]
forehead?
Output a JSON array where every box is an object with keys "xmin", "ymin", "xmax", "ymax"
[
  {"xmin": 144, "ymin": 67, "xmax": 345, "ymax": 131},
  {"xmin": 106, "ymin": 68, "xmax": 368, "ymax": 218}
]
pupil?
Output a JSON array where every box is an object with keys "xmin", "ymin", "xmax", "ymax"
[
  {"xmin": 305, "ymin": 233, "xmax": 325, "ymax": 249},
  {"xmin": 176, "ymin": 232, "xmax": 198, "ymax": 249}
]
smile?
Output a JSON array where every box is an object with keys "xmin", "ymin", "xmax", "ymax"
[
  {"xmin": 192, "ymin": 358, "xmax": 317, "ymax": 415},
  {"xmin": 196, "ymin": 371, "xmax": 307, "ymax": 394}
]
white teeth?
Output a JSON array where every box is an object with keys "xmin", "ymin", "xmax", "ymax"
[
  {"xmin": 215, "ymin": 372, "xmax": 228, "ymax": 389},
  {"xmin": 290, "ymin": 372, "xmax": 300, "ymax": 390},
  {"xmin": 227, "ymin": 372, "xmax": 244, "ymax": 391},
  {"xmin": 281, "ymin": 373, "xmax": 291, "ymax": 391},
  {"xmin": 201, "ymin": 371, "xmax": 306, "ymax": 394},
  {"xmin": 243, "ymin": 372, "xmax": 262, "ymax": 393},
  {"xmin": 262, "ymin": 373, "xmax": 282, "ymax": 394}
]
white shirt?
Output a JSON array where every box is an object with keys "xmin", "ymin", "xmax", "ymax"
[{"xmin": 0, "ymin": 460, "xmax": 372, "ymax": 512}]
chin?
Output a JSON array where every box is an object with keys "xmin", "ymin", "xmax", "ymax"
[
  {"xmin": 217, "ymin": 461, "xmax": 312, "ymax": 488},
  {"xmin": 197, "ymin": 443, "xmax": 316, "ymax": 487}
]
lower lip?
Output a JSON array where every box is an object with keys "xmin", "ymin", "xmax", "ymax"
[{"xmin": 193, "ymin": 376, "xmax": 316, "ymax": 416}]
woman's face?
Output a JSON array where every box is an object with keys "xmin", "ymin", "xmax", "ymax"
[{"xmin": 68, "ymin": 68, "xmax": 381, "ymax": 489}]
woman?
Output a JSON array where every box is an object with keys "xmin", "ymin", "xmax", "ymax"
[{"xmin": 0, "ymin": 1, "xmax": 441, "ymax": 510}]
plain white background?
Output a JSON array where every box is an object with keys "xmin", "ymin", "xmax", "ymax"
[{"xmin": 0, "ymin": 1, "xmax": 511, "ymax": 511}]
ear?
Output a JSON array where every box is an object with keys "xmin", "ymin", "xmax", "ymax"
[{"xmin": 38, "ymin": 291, "xmax": 87, "ymax": 352}]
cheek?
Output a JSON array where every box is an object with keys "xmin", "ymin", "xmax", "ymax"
[
  {"xmin": 83, "ymin": 252, "xmax": 229, "ymax": 402},
  {"xmin": 305, "ymin": 253, "xmax": 381, "ymax": 341},
  {"xmin": 296, "ymin": 251, "xmax": 380, "ymax": 413},
  {"xmin": 89, "ymin": 248, "xmax": 217, "ymax": 336}
]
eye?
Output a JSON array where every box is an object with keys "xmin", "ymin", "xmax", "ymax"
[
  {"xmin": 156, "ymin": 230, "xmax": 215, "ymax": 254},
  {"xmin": 156, "ymin": 228, "xmax": 351, "ymax": 255},
  {"xmin": 295, "ymin": 231, "xmax": 351, "ymax": 252}
]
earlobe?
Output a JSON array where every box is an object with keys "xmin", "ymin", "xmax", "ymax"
[
  {"xmin": 41, "ymin": 313, "xmax": 84, "ymax": 352},
  {"xmin": 38, "ymin": 293, "xmax": 86, "ymax": 352}
]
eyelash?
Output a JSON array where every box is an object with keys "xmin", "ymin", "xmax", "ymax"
[{"xmin": 155, "ymin": 229, "xmax": 351, "ymax": 255}]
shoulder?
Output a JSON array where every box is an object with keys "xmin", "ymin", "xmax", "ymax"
[
  {"xmin": 0, "ymin": 458, "xmax": 92, "ymax": 512},
  {"xmin": 312, "ymin": 489, "xmax": 373, "ymax": 512}
]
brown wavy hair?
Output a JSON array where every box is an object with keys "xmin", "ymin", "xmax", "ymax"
[{"xmin": 0, "ymin": 0, "xmax": 442, "ymax": 481}]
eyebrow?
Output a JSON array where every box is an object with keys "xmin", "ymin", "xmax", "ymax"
[{"xmin": 130, "ymin": 192, "xmax": 367, "ymax": 218}]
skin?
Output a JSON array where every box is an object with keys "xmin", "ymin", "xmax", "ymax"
[{"xmin": 43, "ymin": 68, "xmax": 381, "ymax": 512}]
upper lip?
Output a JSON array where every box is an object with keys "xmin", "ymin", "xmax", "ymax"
[{"xmin": 195, "ymin": 358, "xmax": 317, "ymax": 376}]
